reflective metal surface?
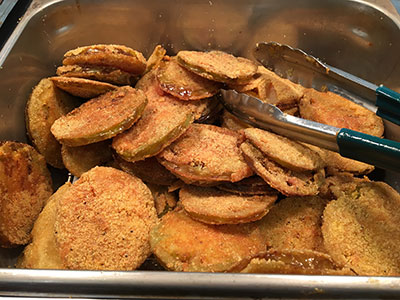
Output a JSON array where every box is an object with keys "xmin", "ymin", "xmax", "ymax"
[{"xmin": 0, "ymin": 0, "xmax": 400, "ymax": 298}]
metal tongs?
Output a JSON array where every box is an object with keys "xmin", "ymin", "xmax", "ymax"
[{"xmin": 219, "ymin": 43, "xmax": 400, "ymax": 172}]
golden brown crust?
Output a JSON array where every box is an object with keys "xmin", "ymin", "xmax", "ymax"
[
  {"xmin": 220, "ymin": 110, "xmax": 252, "ymax": 131},
  {"xmin": 158, "ymin": 124, "xmax": 253, "ymax": 185},
  {"xmin": 241, "ymin": 142, "xmax": 325, "ymax": 197},
  {"xmin": 61, "ymin": 141, "xmax": 112, "ymax": 177},
  {"xmin": 25, "ymin": 78, "xmax": 79, "ymax": 168},
  {"xmin": 300, "ymin": 89, "xmax": 384, "ymax": 137},
  {"xmin": 17, "ymin": 183, "xmax": 71, "ymax": 269},
  {"xmin": 150, "ymin": 208, "xmax": 266, "ymax": 272},
  {"xmin": 51, "ymin": 76, "xmax": 118, "ymax": 99},
  {"xmin": 177, "ymin": 50, "xmax": 257, "ymax": 84},
  {"xmin": 112, "ymin": 73, "xmax": 194, "ymax": 162},
  {"xmin": 51, "ymin": 86, "xmax": 147, "ymax": 146},
  {"xmin": 156, "ymin": 57, "xmax": 220, "ymax": 100},
  {"xmin": 56, "ymin": 65, "xmax": 138, "ymax": 85},
  {"xmin": 322, "ymin": 181, "xmax": 400, "ymax": 276},
  {"xmin": 0, "ymin": 142, "xmax": 53, "ymax": 247},
  {"xmin": 259, "ymin": 196, "xmax": 328, "ymax": 252},
  {"xmin": 54, "ymin": 167, "xmax": 158, "ymax": 270},
  {"xmin": 145, "ymin": 45, "xmax": 167, "ymax": 74},
  {"xmin": 63, "ymin": 44, "xmax": 146, "ymax": 75},
  {"xmin": 244, "ymin": 128, "xmax": 325, "ymax": 172},
  {"xmin": 180, "ymin": 185, "xmax": 277, "ymax": 224}
]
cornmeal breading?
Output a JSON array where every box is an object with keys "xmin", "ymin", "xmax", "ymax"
[{"xmin": 54, "ymin": 167, "xmax": 158, "ymax": 270}]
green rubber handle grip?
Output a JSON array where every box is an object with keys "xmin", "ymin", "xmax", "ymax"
[
  {"xmin": 376, "ymin": 85, "xmax": 400, "ymax": 126},
  {"xmin": 337, "ymin": 128, "xmax": 400, "ymax": 172}
]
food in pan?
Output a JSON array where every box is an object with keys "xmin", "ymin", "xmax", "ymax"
[
  {"xmin": 259, "ymin": 196, "xmax": 327, "ymax": 252},
  {"xmin": 240, "ymin": 141, "xmax": 325, "ymax": 196},
  {"xmin": 322, "ymin": 180, "xmax": 400, "ymax": 276},
  {"xmin": 0, "ymin": 141, "xmax": 53, "ymax": 247},
  {"xmin": 150, "ymin": 208, "xmax": 266, "ymax": 272},
  {"xmin": 61, "ymin": 140, "xmax": 112, "ymax": 177},
  {"xmin": 62, "ymin": 44, "xmax": 147, "ymax": 75},
  {"xmin": 56, "ymin": 65, "xmax": 138, "ymax": 86},
  {"xmin": 179, "ymin": 185, "xmax": 277, "ymax": 224},
  {"xmin": 177, "ymin": 50, "xmax": 258, "ymax": 84},
  {"xmin": 51, "ymin": 86, "xmax": 147, "ymax": 146},
  {"xmin": 156, "ymin": 57, "xmax": 221, "ymax": 100},
  {"xmin": 55, "ymin": 167, "xmax": 158, "ymax": 270},
  {"xmin": 300, "ymin": 88, "xmax": 384, "ymax": 137},
  {"xmin": 6, "ymin": 44, "xmax": 399, "ymax": 276},
  {"xmin": 25, "ymin": 78, "xmax": 79, "ymax": 168},
  {"xmin": 112, "ymin": 71, "xmax": 195, "ymax": 162},
  {"xmin": 50, "ymin": 76, "xmax": 118, "ymax": 99},
  {"xmin": 17, "ymin": 183, "xmax": 71, "ymax": 269},
  {"xmin": 158, "ymin": 124, "xmax": 253, "ymax": 185}
]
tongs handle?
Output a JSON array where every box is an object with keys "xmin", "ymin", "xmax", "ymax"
[
  {"xmin": 376, "ymin": 85, "xmax": 400, "ymax": 125},
  {"xmin": 337, "ymin": 128, "xmax": 400, "ymax": 172}
]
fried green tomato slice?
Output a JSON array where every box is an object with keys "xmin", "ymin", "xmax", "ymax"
[
  {"xmin": 0, "ymin": 142, "xmax": 53, "ymax": 247},
  {"xmin": 240, "ymin": 142, "xmax": 325, "ymax": 196},
  {"xmin": 177, "ymin": 50, "xmax": 257, "ymax": 84},
  {"xmin": 17, "ymin": 183, "xmax": 71, "ymax": 269},
  {"xmin": 217, "ymin": 176, "xmax": 278, "ymax": 196},
  {"xmin": 61, "ymin": 140, "xmax": 112, "ymax": 177},
  {"xmin": 150, "ymin": 208, "xmax": 266, "ymax": 272},
  {"xmin": 62, "ymin": 44, "xmax": 147, "ymax": 75},
  {"xmin": 112, "ymin": 72, "xmax": 195, "ymax": 162},
  {"xmin": 180, "ymin": 185, "xmax": 277, "ymax": 224},
  {"xmin": 303, "ymin": 143, "xmax": 374, "ymax": 175},
  {"xmin": 237, "ymin": 249, "xmax": 353, "ymax": 275},
  {"xmin": 54, "ymin": 166, "xmax": 158, "ymax": 270},
  {"xmin": 145, "ymin": 45, "xmax": 167, "ymax": 74},
  {"xmin": 51, "ymin": 86, "xmax": 147, "ymax": 147},
  {"xmin": 156, "ymin": 57, "xmax": 221, "ymax": 100},
  {"xmin": 158, "ymin": 124, "xmax": 253, "ymax": 185},
  {"xmin": 116, "ymin": 155, "xmax": 177, "ymax": 186},
  {"xmin": 300, "ymin": 88, "xmax": 384, "ymax": 137},
  {"xmin": 25, "ymin": 78, "xmax": 79, "ymax": 168},
  {"xmin": 244, "ymin": 128, "xmax": 325, "ymax": 172},
  {"xmin": 56, "ymin": 65, "xmax": 138, "ymax": 86},
  {"xmin": 259, "ymin": 196, "xmax": 328, "ymax": 252},
  {"xmin": 51, "ymin": 76, "xmax": 118, "ymax": 99},
  {"xmin": 322, "ymin": 181, "xmax": 400, "ymax": 276}
]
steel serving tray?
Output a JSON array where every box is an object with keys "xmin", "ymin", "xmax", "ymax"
[{"xmin": 0, "ymin": 0, "xmax": 400, "ymax": 298}]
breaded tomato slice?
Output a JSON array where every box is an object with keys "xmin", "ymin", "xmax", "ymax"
[
  {"xmin": 62, "ymin": 44, "xmax": 146, "ymax": 75},
  {"xmin": 17, "ymin": 183, "xmax": 71, "ymax": 269},
  {"xmin": 158, "ymin": 124, "xmax": 253, "ymax": 185},
  {"xmin": 259, "ymin": 196, "xmax": 328, "ymax": 252},
  {"xmin": 54, "ymin": 167, "xmax": 158, "ymax": 270},
  {"xmin": 180, "ymin": 185, "xmax": 277, "ymax": 224},
  {"xmin": 241, "ymin": 142, "xmax": 325, "ymax": 197},
  {"xmin": 300, "ymin": 89, "xmax": 384, "ymax": 137},
  {"xmin": 156, "ymin": 57, "xmax": 220, "ymax": 100},
  {"xmin": 150, "ymin": 208, "xmax": 266, "ymax": 272},
  {"xmin": 322, "ymin": 181, "xmax": 400, "ymax": 276},
  {"xmin": 177, "ymin": 50, "xmax": 257, "ymax": 84},
  {"xmin": 51, "ymin": 76, "xmax": 117, "ymax": 99},
  {"xmin": 61, "ymin": 140, "xmax": 112, "ymax": 177},
  {"xmin": 25, "ymin": 78, "xmax": 79, "ymax": 168},
  {"xmin": 51, "ymin": 86, "xmax": 147, "ymax": 146},
  {"xmin": 0, "ymin": 142, "xmax": 53, "ymax": 247}
]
